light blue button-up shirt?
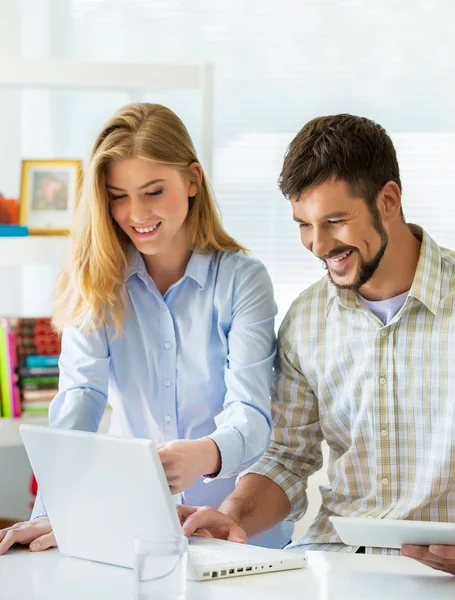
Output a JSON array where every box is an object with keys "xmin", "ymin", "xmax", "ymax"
[{"xmin": 32, "ymin": 249, "xmax": 293, "ymax": 548}]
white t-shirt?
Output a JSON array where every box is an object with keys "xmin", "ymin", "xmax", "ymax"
[{"xmin": 358, "ymin": 290, "xmax": 409, "ymax": 325}]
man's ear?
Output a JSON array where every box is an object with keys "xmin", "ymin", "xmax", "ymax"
[{"xmin": 377, "ymin": 181, "xmax": 402, "ymax": 224}]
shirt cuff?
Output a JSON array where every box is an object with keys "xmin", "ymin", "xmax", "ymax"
[
  {"xmin": 30, "ymin": 493, "xmax": 47, "ymax": 520},
  {"xmin": 242, "ymin": 457, "xmax": 308, "ymax": 521},
  {"xmin": 205, "ymin": 427, "xmax": 244, "ymax": 480}
]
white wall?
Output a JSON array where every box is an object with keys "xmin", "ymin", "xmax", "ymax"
[
  {"xmin": 0, "ymin": 0, "xmax": 21, "ymax": 197},
  {"xmin": 2, "ymin": 0, "xmax": 455, "ymax": 319},
  {"xmin": 2, "ymin": 0, "xmax": 455, "ymax": 524}
]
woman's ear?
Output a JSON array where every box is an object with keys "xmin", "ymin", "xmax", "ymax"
[{"xmin": 187, "ymin": 162, "xmax": 203, "ymax": 197}]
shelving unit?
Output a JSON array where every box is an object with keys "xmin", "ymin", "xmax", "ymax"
[
  {"xmin": 0, "ymin": 58, "xmax": 214, "ymax": 177},
  {"xmin": 0, "ymin": 235, "xmax": 69, "ymax": 317},
  {"xmin": 0, "ymin": 57, "xmax": 214, "ymax": 318},
  {"xmin": 0, "ymin": 413, "xmax": 47, "ymax": 447},
  {"xmin": 0, "ymin": 55, "xmax": 214, "ymax": 520},
  {"xmin": 0, "ymin": 57, "xmax": 214, "ymax": 435},
  {"xmin": 0, "ymin": 411, "xmax": 112, "ymax": 448},
  {"xmin": 0, "ymin": 235, "xmax": 69, "ymax": 267}
]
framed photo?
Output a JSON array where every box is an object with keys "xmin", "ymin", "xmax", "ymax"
[{"xmin": 19, "ymin": 159, "xmax": 82, "ymax": 235}]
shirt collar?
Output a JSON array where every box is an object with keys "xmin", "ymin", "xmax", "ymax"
[
  {"xmin": 407, "ymin": 225, "xmax": 442, "ymax": 316},
  {"xmin": 125, "ymin": 245, "xmax": 148, "ymax": 282},
  {"xmin": 328, "ymin": 224, "xmax": 442, "ymax": 316},
  {"xmin": 125, "ymin": 245, "xmax": 212, "ymax": 290},
  {"xmin": 183, "ymin": 251, "xmax": 213, "ymax": 290}
]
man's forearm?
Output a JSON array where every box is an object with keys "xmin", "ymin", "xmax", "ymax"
[{"xmin": 219, "ymin": 473, "xmax": 291, "ymax": 538}]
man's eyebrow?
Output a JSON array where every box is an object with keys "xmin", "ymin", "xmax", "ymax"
[
  {"xmin": 322, "ymin": 211, "xmax": 349, "ymax": 220},
  {"xmin": 293, "ymin": 211, "xmax": 350, "ymax": 224}
]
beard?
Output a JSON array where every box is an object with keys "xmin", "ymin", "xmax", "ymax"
[{"xmin": 323, "ymin": 213, "xmax": 388, "ymax": 291}]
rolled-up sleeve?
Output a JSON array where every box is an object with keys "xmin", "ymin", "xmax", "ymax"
[
  {"xmin": 243, "ymin": 304, "xmax": 324, "ymax": 521},
  {"xmin": 30, "ymin": 325, "xmax": 110, "ymax": 518},
  {"xmin": 207, "ymin": 259, "xmax": 276, "ymax": 478}
]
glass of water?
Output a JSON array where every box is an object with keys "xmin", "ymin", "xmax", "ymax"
[{"xmin": 134, "ymin": 535, "xmax": 188, "ymax": 600}]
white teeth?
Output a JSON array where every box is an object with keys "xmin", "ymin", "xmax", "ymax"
[
  {"xmin": 331, "ymin": 250, "xmax": 352, "ymax": 262},
  {"xmin": 134, "ymin": 224, "xmax": 159, "ymax": 234}
]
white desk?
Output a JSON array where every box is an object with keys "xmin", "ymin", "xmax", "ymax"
[{"xmin": 0, "ymin": 547, "xmax": 454, "ymax": 599}]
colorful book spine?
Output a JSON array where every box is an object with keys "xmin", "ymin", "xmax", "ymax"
[
  {"xmin": 19, "ymin": 367, "xmax": 60, "ymax": 378},
  {"xmin": 0, "ymin": 321, "xmax": 12, "ymax": 418},
  {"xmin": 22, "ymin": 402, "xmax": 52, "ymax": 413},
  {"xmin": 22, "ymin": 376, "xmax": 59, "ymax": 387},
  {"xmin": 5, "ymin": 320, "xmax": 21, "ymax": 417},
  {"xmin": 22, "ymin": 389, "xmax": 56, "ymax": 402},
  {"xmin": 22, "ymin": 381, "xmax": 59, "ymax": 391},
  {"xmin": 25, "ymin": 355, "xmax": 59, "ymax": 368},
  {"xmin": 11, "ymin": 318, "xmax": 62, "ymax": 417},
  {"xmin": 0, "ymin": 224, "xmax": 29, "ymax": 236}
]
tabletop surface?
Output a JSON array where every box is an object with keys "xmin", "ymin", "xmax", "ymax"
[{"xmin": 0, "ymin": 546, "xmax": 454, "ymax": 599}]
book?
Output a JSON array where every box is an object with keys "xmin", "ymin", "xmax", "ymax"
[
  {"xmin": 19, "ymin": 367, "xmax": 59, "ymax": 377},
  {"xmin": 20, "ymin": 318, "xmax": 52, "ymax": 326},
  {"xmin": 25, "ymin": 355, "xmax": 59, "ymax": 368},
  {"xmin": 23, "ymin": 389, "xmax": 56, "ymax": 402},
  {"xmin": 5, "ymin": 320, "xmax": 21, "ymax": 417},
  {"xmin": 17, "ymin": 345, "xmax": 61, "ymax": 357},
  {"xmin": 0, "ymin": 321, "xmax": 12, "ymax": 417},
  {"xmin": 22, "ymin": 381, "xmax": 59, "ymax": 391},
  {"xmin": 23, "ymin": 403, "xmax": 51, "ymax": 413},
  {"xmin": 0, "ymin": 224, "xmax": 28, "ymax": 236},
  {"xmin": 21, "ymin": 376, "xmax": 59, "ymax": 386}
]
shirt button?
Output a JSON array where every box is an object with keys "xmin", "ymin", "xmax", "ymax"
[
  {"xmin": 381, "ymin": 329, "xmax": 388, "ymax": 337},
  {"xmin": 379, "ymin": 376, "xmax": 387, "ymax": 385},
  {"xmin": 381, "ymin": 429, "xmax": 388, "ymax": 437},
  {"xmin": 164, "ymin": 379, "xmax": 171, "ymax": 387},
  {"xmin": 164, "ymin": 414, "xmax": 171, "ymax": 423},
  {"xmin": 164, "ymin": 341, "xmax": 172, "ymax": 350},
  {"xmin": 382, "ymin": 477, "xmax": 389, "ymax": 485}
]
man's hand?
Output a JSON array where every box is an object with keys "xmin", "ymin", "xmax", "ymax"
[
  {"xmin": 0, "ymin": 517, "xmax": 56, "ymax": 555},
  {"xmin": 157, "ymin": 438, "xmax": 221, "ymax": 494},
  {"xmin": 177, "ymin": 505, "xmax": 247, "ymax": 544},
  {"xmin": 401, "ymin": 545, "xmax": 455, "ymax": 575}
]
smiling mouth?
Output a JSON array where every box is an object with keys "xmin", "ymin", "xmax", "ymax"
[
  {"xmin": 132, "ymin": 222, "xmax": 161, "ymax": 235},
  {"xmin": 325, "ymin": 248, "xmax": 355, "ymax": 271},
  {"xmin": 329, "ymin": 249, "xmax": 353, "ymax": 262}
]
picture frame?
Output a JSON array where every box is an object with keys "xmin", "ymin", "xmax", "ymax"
[{"xmin": 19, "ymin": 159, "xmax": 82, "ymax": 235}]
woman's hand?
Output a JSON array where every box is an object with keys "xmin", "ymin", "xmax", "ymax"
[
  {"xmin": 0, "ymin": 516, "xmax": 56, "ymax": 555},
  {"xmin": 157, "ymin": 438, "xmax": 221, "ymax": 494}
]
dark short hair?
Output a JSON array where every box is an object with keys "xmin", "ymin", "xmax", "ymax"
[{"xmin": 279, "ymin": 114, "xmax": 403, "ymax": 218}]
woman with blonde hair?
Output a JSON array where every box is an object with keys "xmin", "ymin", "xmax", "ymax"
[{"xmin": 0, "ymin": 103, "xmax": 292, "ymax": 555}]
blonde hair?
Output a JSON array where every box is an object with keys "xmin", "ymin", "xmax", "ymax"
[{"xmin": 53, "ymin": 103, "xmax": 245, "ymax": 334}]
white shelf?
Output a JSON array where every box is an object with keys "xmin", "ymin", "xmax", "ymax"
[
  {"xmin": 0, "ymin": 236, "xmax": 69, "ymax": 267},
  {"xmin": 0, "ymin": 411, "xmax": 112, "ymax": 448},
  {"xmin": 0, "ymin": 59, "xmax": 205, "ymax": 92},
  {"xmin": 0, "ymin": 58, "xmax": 213, "ymax": 176},
  {"xmin": 0, "ymin": 413, "xmax": 48, "ymax": 446}
]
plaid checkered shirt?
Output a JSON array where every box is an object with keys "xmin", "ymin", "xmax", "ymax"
[{"xmin": 248, "ymin": 226, "xmax": 455, "ymax": 554}]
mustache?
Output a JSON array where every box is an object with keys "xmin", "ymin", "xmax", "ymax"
[{"xmin": 321, "ymin": 246, "xmax": 356, "ymax": 262}]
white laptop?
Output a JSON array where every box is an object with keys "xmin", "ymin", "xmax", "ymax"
[{"xmin": 20, "ymin": 425, "xmax": 306, "ymax": 581}]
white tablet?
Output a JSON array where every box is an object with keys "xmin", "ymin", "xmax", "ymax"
[{"xmin": 329, "ymin": 516, "xmax": 455, "ymax": 549}]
